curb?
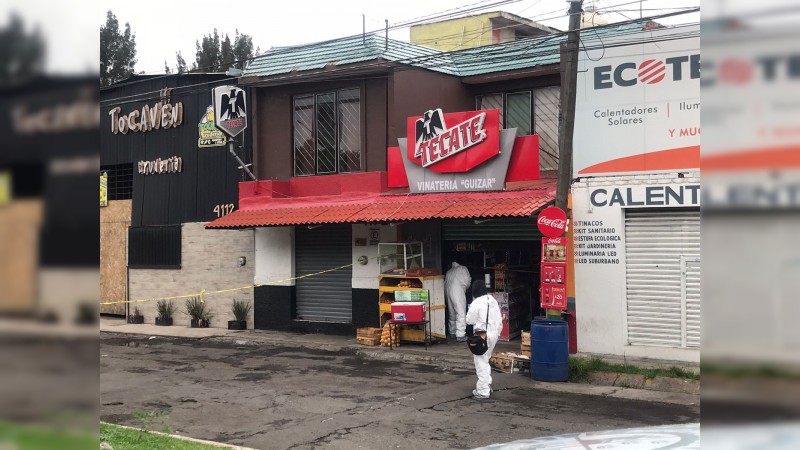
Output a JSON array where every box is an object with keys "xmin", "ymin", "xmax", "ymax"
[{"xmin": 101, "ymin": 422, "xmax": 257, "ymax": 449}]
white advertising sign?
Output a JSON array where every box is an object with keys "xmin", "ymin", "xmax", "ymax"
[
  {"xmin": 574, "ymin": 25, "xmax": 700, "ymax": 177},
  {"xmin": 212, "ymin": 86, "xmax": 247, "ymax": 138}
]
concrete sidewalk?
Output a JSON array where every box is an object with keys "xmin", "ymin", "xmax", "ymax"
[{"xmin": 100, "ymin": 317, "xmax": 699, "ymax": 406}]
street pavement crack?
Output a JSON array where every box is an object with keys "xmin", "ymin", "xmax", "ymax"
[{"xmin": 287, "ymin": 421, "xmax": 379, "ymax": 449}]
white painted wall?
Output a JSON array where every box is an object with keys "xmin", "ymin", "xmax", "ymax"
[
  {"xmin": 255, "ymin": 226, "xmax": 294, "ymax": 286},
  {"xmin": 572, "ymin": 172, "xmax": 700, "ymax": 363},
  {"xmin": 352, "ymin": 224, "xmax": 398, "ymax": 290}
]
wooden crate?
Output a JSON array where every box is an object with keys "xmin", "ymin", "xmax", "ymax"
[
  {"xmin": 357, "ymin": 327, "xmax": 383, "ymax": 339},
  {"xmin": 520, "ymin": 344, "xmax": 530, "ymax": 358},
  {"xmin": 489, "ymin": 352, "xmax": 530, "ymax": 374},
  {"xmin": 356, "ymin": 336, "xmax": 381, "ymax": 346}
]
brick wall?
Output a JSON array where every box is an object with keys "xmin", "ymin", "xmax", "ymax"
[{"xmin": 129, "ymin": 223, "xmax": 255, "ymax": 329}]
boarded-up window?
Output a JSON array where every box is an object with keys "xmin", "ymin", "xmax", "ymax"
[{"xmin": 128, "ymin": 225, "xmax": 181, "ymax": 269}]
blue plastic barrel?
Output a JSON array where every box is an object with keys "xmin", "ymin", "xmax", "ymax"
[{"xmin": 530, "ymin": 319, "xmax": 569, "ymax": 382}]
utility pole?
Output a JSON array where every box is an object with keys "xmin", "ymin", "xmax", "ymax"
[{"xmin": 555, "ymin": 0, "xmax": 583, "ymax": 210}]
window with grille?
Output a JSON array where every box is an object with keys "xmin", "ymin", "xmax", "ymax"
[
  {"xmin": 477, "ymin": 88, "xmax": 560, "ymax": 170},
  {"xmin": 101, "ymin": 163, "xmax": 133, "ymax": 200},
  {"xmin": 293, "ymin": 88, "xmax": 362, "ymax": 176},
  {"xmin": 476, "ymin": 91, "xmax": 532, "ymax": 136}
]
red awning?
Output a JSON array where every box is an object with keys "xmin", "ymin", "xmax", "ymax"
[{"xmin": 206, "ymin": 179, "xmax": 555, "ymax": 229}]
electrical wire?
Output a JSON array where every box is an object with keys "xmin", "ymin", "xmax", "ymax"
[{"xmin": 101, "ymin": 9, "xmax": 698, "ymax": 107}]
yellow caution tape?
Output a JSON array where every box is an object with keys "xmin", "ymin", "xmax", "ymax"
[{"xmin": 99, "ymin": 261, "xmax": 358, "ymax": 306}]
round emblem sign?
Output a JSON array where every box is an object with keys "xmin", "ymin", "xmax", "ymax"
[{"xmin": 537, "ymin": 206, "xmax": 568, "ymax": 238}]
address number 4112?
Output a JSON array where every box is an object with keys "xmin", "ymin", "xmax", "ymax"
[{"xmin": 213, "ymin": 203, "xmax": 235, "ymax": 217}]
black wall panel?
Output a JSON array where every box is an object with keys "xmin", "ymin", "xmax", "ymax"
[{"xmin": 101, "ymin": 74, "xmax": 253, "ymax": 226}]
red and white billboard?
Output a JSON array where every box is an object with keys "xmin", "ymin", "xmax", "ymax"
[{"xmin": 573, "ymin": 25, "xmax": 700, "ymax": 177}]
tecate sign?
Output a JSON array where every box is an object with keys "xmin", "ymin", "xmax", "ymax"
[
  {"xmin": 537, "ymin": 206, "xmax": 567, "ymax": 238},
  {"xmin": 413, "ymin": 109, "xmax": 488, "ymax": 167},
  {"xmin": 574, "ymin": 25, "xmax": 700, "ymax": 177},
  {"xmin": 407, "ymin": 109, "xmax": 500, "ymax": 174},
  {"xmin": 212, "ymin": 86, "xmax": 247, "ymax": 138}
]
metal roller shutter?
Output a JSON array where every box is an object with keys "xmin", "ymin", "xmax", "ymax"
[
  {"xmin": 625, "ymin": 209, "xmax": 700, "ymax": 348},
  {"xmin": 295, "ymin": 224, "xmax": 352, "ymax": 322},
  {"xmin": 442, "ymin": 218, "xmax": 542, "ymax": 241},
  {"xmin": 684, "ymin": 257, "xmax": 701, "ymax": 348}
]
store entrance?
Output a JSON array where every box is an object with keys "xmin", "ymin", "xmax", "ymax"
[{"xmin": 441, "ymin": 217, "xmax": 544, "ymax": 341}]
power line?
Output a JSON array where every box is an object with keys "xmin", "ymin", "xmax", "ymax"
[{"xmin": 101, "ymin": 9, "xmax": 698, "ymax": 106}]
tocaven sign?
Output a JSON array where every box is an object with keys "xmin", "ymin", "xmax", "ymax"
[{"xmin": 108, "ymin": 88, "xmax": 183, "ymax": 135}]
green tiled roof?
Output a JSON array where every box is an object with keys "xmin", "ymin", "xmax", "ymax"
[
  {"xmin": 448, "ymin": 21, "xmax": 648, "ymax": 77},
  {"xmin": 244, "ymin": 33, "xmax": 457, "ymax": 78},
  {"xmin": 244, "ymin": 21, "xmax": 648, "ymax": 80}
]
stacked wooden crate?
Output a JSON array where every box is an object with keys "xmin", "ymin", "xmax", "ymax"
[
  {"xmin": 520, "ymin": 331, "xmax": 531, "ymax": 357},
  {"xmin": 356, "ymin": 327, "xmax": 382, "ymax": 346}
]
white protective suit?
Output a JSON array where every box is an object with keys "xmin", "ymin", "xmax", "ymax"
[
  {"xmin": 466, "ymin": 294, "xmax": 503, "ymax": 398},
  {"xmin": 445, "ymin": 262, "xmax": 471, "ymax": 338}
]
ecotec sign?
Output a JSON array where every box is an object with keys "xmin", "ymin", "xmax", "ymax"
[
  {"xmin": 574, "ymin": 25, "xmax": 700, "ymax": 177},
  {"xmin": 594, "ymin": 54, "xmax": 700, "ymax": 89}
]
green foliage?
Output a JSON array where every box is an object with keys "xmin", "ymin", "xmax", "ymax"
[
  {"xmin": 0, "ymin": 13, "xmax": 45, "ymax": 85},
  {"xmin": 100, "ymin": 10, "xmax": 137, "ymax": 86},
  {"xmin": 184, "ymin": 297, "xmax": 212, "ymax": 321},
  {"xmin": 231, "ymin": 299, "xmax": 251, "ymax": 322},
  {"xmin": 101, "ymin": 422, "xmax": 219, "ymax": 450},
  {"xmin": 175, "ymin": 51, "xmax": 187, "ymax": 74},
  {"xmin": 0, "ymin": 420, "xmax": 96, "ymax": 450},
  {"xmin": 156, "ymin": 300, "xmax": 176, "ymax": 320},
  {"xmin": 76, "ymin": 302, "xmax": 98, "ymax": 325},
  {"xmin": 193, "ymin": 28, "xmax": 259, "ymax": 72},
  {"xmin": 132, "ymin": 411, "xmax": 170, "ymax": 434},
  {"xmin": 132, "ymin": 306, "xmax": 142, "ymax": 317},
  {"xmin": 568, "ymin": 357, "xmax": 699, "ymax": 383}
]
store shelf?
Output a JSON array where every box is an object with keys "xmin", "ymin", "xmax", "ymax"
[
  {"xmin": 379, "ymin": 303, "xmax": 392, "ymax": 314},
  {"xmin": 379, "ymin": 286, "xmax": 424, "ymax": 293}
]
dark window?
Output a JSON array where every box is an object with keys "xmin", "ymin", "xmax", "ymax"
[
  {"xmin": 101, "ymin": 163, "xmax": 133, "ymax": 200},
  {"xmin": 128, "ymin": 225, "xmax": 181, "ymax": 269},
  {"xmin": 476, "ymin": 90, "xmax": 533, "ymax": 136},
  {"xmin": 293, "ymin": 88, "xmax": 362, "ymax": 176}
]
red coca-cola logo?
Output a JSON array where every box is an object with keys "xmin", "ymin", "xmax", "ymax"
[{"xmin": 537, "ymin": 206, "xmax": 567, "ymax": 238}]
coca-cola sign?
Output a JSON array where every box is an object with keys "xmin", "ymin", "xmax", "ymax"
[{"xmin": 537, "ymin": 206, "xmax": 568, "ymax": 238}]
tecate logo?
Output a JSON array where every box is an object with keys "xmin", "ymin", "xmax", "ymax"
[
  {"xmin": 595, "ymin": 54, "xmax": 700, "ymax": 89},
  {"xmin": 538, "ymin": 216, "xmax": 566, "ymax": 230}
]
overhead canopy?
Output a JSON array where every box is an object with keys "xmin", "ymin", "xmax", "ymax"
[{"xmin": 206, "ymin": 179, "xmax": 555, "ymax": 229}]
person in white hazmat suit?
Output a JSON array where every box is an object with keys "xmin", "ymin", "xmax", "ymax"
[
  {"xmin": 466, "ymin": 280, "xmax": 503, "ymax": 399},
  {"xmin": 445, "ymin": 261, "xmax": 471, "ymax": 342}
]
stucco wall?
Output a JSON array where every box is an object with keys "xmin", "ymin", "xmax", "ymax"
[
  {"xmin": 129, "ymin": 223, "xmax": 255, "ymax": 329},
  {"xmin": 410, "ymin": 12, "xmax": 498, "ymax": 51}
]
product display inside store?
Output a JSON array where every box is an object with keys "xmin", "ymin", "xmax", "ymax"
[
  {"xmin": 376, "ymin": 242, "xmax": 444, "ymax": 346},
  {"xmin": 444, "ymin": 241, "xmax": 539, "ymax": 342}
]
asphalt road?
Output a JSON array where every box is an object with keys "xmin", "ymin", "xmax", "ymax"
[{"xmin": 100, "ymin": 334, "xmax": 699, "ymax": 449}]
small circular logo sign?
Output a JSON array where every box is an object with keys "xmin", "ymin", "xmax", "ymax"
[
  {"xmin": 638, "ymin": 59, "xmax": 666, "ymax": 84},
  {"xmin": 537, "ymin": 206, "xmax": 568, "ymax": 238}
]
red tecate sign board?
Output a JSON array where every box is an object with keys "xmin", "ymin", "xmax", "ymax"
[
  {"xmin": 406, "ymin": 109, "xmax": 501, "ymax": 174},
  {"xmin": 537, "ymin": 206, "xmax": 568, "ymax": 238}
]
